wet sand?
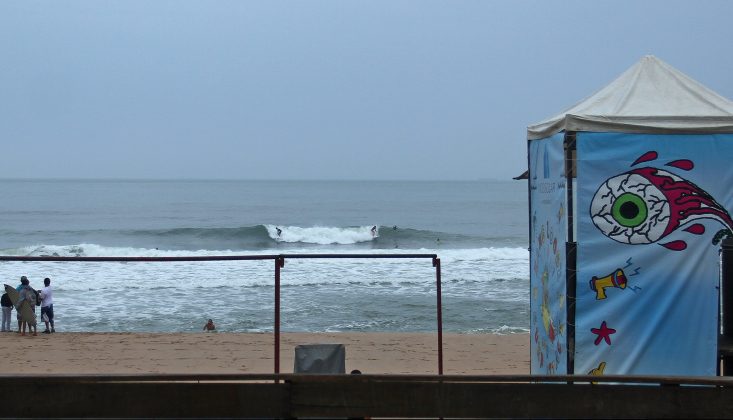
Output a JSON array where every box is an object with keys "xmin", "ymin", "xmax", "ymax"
[{"xmin": 0, "ymin": 332, "xmax": 529, "ymax": 375}]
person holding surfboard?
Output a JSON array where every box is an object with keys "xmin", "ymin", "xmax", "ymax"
[
  {"xmin": 15, "ymin": 276, "xmax": 26, "ymax": 333},
  {"xmin": 16, "ymin": 277, "xmax": 38, "ymax": 336}
]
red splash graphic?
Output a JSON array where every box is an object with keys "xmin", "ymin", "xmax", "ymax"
[
  {"xmin": 684, "ymin": 224, "xmax": 705, "ymax": 235},
  {"xmin": 661, "ymin": 240, "xmax": 687, "ymax": 251},
  {"xmin": 666, "ymin": 159, "xmax": 694, "ymax": 171},
  {"xmin": 633, "ymin": 167, "xmax": 733, "ymax": 239},
  {"xmin": 632, "ymin": 151, "xmax": 658, "ymax": 166}
]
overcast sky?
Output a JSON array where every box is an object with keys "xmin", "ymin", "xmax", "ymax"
[{"xmin": 1, "ymin": 1, "xmax": 732, "ymax": 181}]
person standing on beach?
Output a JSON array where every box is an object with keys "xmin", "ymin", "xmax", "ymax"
[
  {"xmin": 40, "ymin": 277, "xmax": 55, "ymax": 334},
  {"xmin": 1, "ymin": 291, "xmax": 12, "ymax": 332},
  {"xmin": 16, "ymin": 277, "xmax": 38, "ymax": 336},
  {"xmin": 15, "ymin": 276, "xmax": 27, "ymax": 332}
]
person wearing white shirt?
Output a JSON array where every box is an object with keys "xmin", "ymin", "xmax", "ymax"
[{"xmin": 40, "ymin": 277, "xmax": 55, "ymax": 334}]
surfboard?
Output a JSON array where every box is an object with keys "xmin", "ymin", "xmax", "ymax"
[{"xmin": 4, "ymin": 284, "xmax": 36, "ymax": 326}]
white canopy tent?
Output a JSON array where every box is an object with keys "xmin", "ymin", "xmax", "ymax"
[
  {"xmin": 528, "ymin": 55, "xmax": 733, "ymax": 140},
  {"xmin": 527, "ymin": 55, "xmax": 733, "ymax": 376}
]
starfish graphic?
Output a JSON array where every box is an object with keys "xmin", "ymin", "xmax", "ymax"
[{"xmin": 591, "ymin": 321, "xmax": 616, "ymax": 346}]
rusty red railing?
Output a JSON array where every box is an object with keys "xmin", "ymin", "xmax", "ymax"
[{"xmin": 0, "ymin": 253, "xmax": 443, "ymax": 375}]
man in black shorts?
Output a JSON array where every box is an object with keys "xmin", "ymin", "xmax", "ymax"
[{"xmin": 40, "ymin": 277, "xmax": 55, "ymax": 333}]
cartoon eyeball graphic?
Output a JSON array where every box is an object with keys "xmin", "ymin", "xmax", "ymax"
[
  {"xmin": 591, "ymin": 172, "xmax": 670, "ymax": 245},
  {"xmin": 590, "ymin": 152, "xmax": 733, "ymax": 251}
]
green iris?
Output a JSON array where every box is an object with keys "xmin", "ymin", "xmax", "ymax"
[{"xmin": 612, "ymin": 192, "xmax": 648, "ymax": 228}]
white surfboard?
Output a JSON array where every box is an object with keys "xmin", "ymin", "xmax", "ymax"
[{"xmin": 4, "ymin": 284, "xmax": 36, "ymax": 326}]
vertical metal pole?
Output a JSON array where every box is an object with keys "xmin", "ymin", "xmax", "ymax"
[
  {"xmin": 565, "ymin": 132, "xmax": 576, "ymax": 243},
  {"xmin": 526, "ymin": 139, "xmax": 533, "ymax": 251},
  {"xmin": 275, "ymin": 256, "xmax": 284, "ymax": 375},
  {"xmin": 565, "ymin": 241, "xmax": 577, "ymax": 375},
  {"xmin": 564, "ymin": 132, "xmax": 577, "ymax": 375},
  {"xmin": 434, "ymin": 257, "xmax": 444, "ymax": 375},
  {"xmin": 721, "ymin": 239, "xmax": 733, "ymax": 375}
]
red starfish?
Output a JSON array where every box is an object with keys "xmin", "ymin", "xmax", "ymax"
[{"xmin": 591, "ymin": 321, "xmax": 616, "ymax": 346}]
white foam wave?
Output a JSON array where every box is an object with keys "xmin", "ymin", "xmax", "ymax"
[
  {"xmin": 0, "ymin": 244, "xmax": 530, "ymax": 333},
  {"xmin": 3, "ymin": 243, "xmax": 525, "ymax": 257},
  {"xmin": 3, "ymin": 244, "xmax": 282, "ymax": 258},
  {"xmin": 494, "ymin": 325, "xmax": 530, "ymax": 334},
  {"xmin": 0, "ymin": 245, "xmax": 528, "ymax": 285},
  {"xmin": 264, "ymin": 224, "xmax": 377, "ymax": 244}
]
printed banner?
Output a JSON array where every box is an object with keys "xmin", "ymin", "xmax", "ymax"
[
  {"xmin": 529, "ymin": 133, "xmax": 568, "ymax": 374},
  {"xmin": 576, "ymin": 132, "xmax": 733, "ymax": 376}
]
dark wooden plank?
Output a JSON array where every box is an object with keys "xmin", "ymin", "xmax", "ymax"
[
  {"xmin": 2, "ymin": 375, "xmax": 733, "ymax": 419},
  {"xmin": 289, "ymin": 379, "xmax": 733, "ymax": 419},
  {"xmin": 0, "ymin": 381, "xmax": 288, "ymax": 418}
]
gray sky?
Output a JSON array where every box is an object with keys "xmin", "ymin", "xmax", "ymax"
[{"xmin": 1, "ymin": 1, "xmax": 732, "ymax": 181}]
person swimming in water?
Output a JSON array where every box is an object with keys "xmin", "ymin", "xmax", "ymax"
[{"xmin": 203, "ymin": 319, "xmax": 216, "ymax": 331}]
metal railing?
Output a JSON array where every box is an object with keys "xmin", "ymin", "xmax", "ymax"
[{"xmin": 0, "ymin": 253, "xmax": 443, "ymax": 375}]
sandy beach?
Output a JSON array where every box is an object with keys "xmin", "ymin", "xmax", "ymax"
[{"xmin": 0, "ymin": 332, "xmax": 529, "ymax": 375}]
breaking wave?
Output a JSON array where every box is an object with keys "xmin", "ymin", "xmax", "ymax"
[{"xmin": 0, "ymin": 224, "xmax": 502, "ymax": 251}]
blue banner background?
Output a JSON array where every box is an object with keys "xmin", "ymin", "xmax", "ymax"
[
  {"xmin": 576, "ymin": 132, "xmax": 733, "ymax": 376},
  {"xmin": 529, "ymin": 133, "xmax": 567, "ymax": 374}
]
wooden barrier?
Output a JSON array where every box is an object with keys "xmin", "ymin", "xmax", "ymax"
[{"xmin": 1, "ymin": 373, "xmax": 733, "ymax": 418}]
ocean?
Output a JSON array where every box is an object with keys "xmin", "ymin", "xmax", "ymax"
[{"xmin": 0, "ymin": 179, "xmax": 529, "ymax": 334}]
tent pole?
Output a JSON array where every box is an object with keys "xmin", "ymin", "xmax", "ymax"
[
  {"xmin": 565, "ymin": 241, "xmax": 577, "ymax": 376},
  {"xmin": 526, "ymin": 139, "xmax": 532, "ymax": 253},
  {"xmin": 721, "ymin": 239, "xmax": 733, "ymax": 375},
  {"xmin": 564, "ymin": 132, "xmax": 577, "ymax": 375},
  {"xmin": 564, "ymin": 132, "xmax": 576, "ymax": 243}
]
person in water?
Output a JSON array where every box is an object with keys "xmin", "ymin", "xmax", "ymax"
[
  {"xmin": 371, "ymin": 226, "xmax": 377, "ymax": 236},
  {"xmin": 203, "ymin": 319, "xmax": 216, "ymax": 331},
  {"xmin": 276, "ymin": 227, "xmax": 282, "ymax": 237}
]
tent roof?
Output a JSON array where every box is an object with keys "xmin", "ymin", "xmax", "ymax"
[{"xmin": 527, "ymin": 55, "xmax": 733, "ymax": 140}]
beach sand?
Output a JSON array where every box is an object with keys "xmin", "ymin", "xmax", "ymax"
[{"xmin": 0, "ymin": 332, "xmax": 529, "ymax": 375}]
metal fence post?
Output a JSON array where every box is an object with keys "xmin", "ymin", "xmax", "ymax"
[
  {"xmin": 434, "ymin": 257, "xmax": 443, "ymax": 375},
  {"xmin": 0, "ymin": 253, "xmax": 439, "ymax": 376},
  {"xmin": 275, "ymin": 256, "xmax": 284, "ymax": 375}
]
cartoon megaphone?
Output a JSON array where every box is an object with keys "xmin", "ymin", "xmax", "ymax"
[{"xmin": 589, "ymin": 268, "xmax": 627, "ymax": 300}]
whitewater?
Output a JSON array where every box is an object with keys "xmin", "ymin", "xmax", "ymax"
[{"xmin": 0, "ymin": 179, "xmax": 529, "ymax": 334}]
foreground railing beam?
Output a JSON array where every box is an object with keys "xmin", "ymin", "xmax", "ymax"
[{"xmin": 1, "ymin": 374, "xmax": 733, "ymax": 419}]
